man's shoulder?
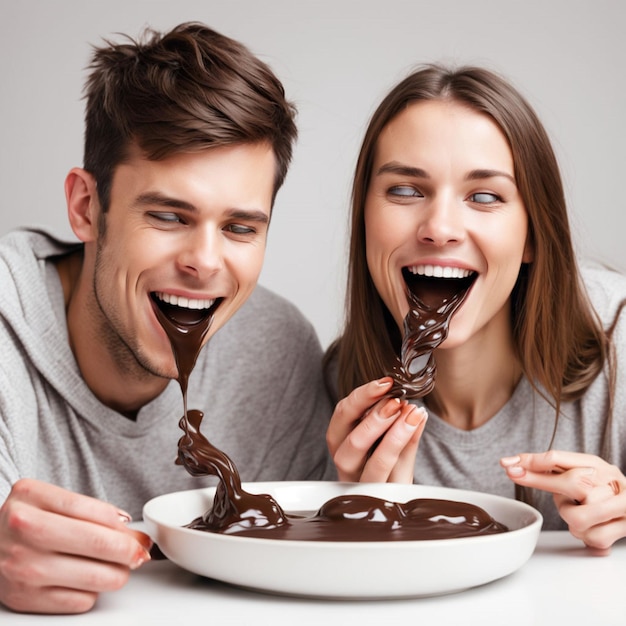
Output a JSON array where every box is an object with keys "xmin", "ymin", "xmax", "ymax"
[
  {"xmin": 207, "ymin": 284, "xmax": 321, "ymax": 362},
  {"xmin": 231, "ymin": 285, "xmax": 314, "ymax": 332},
  {"xmin": 0, "ymin": 227, "xmax": 80, "ymax": 263}
]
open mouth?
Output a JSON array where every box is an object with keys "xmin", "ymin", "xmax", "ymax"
[
  {"xmin": 150, "ymin": 292, "xmax": 224, "ymax": 386},
  {"xmin": 150, "ymin": 292, "xmax": 223, "ymax": 331},
  {"xmin": 402, "ymin": 265, "xmax": 477, "ymax": 311},
  {"xmin": 387, "ymin": 266, "xmax": 478, "ymax": 399}
]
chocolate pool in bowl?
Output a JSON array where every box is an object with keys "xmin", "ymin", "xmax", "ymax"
[{"xmin": 143, "ymin": 482, "xmax": 542, "ymax": 599}]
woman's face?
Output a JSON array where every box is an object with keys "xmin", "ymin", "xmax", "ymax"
[{"xmin": 364, "ymin": 99, "xmax": 533, "ymax": 350}]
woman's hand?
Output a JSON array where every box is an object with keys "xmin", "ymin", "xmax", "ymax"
[
  {"xmin": 500, "ymin": 451, "xmax": 626, "ymax": 553},
  {"xmin": 327, "ymin": 377, "xmax": 428, "ymax": 483},
  {"xmin": 0, "ymin": 478, "xmax": 153, "ymax": 614}
]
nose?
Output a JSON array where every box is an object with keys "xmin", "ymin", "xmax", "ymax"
[
  {"xmin": 176, "ymin": 226, "xmax": 223, "ymax": 278},
  {"xmin": 416, "ymin": 194, "xmax": 464, "ymax": 247}
]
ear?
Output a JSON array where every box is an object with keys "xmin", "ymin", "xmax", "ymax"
[{"xmin": 64, "ymin": 168, "xmax": 100, "ymax": 243}]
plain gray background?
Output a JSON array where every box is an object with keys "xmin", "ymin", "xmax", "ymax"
[{"xmin": 2, "ymin": 0, "xmax": 624, "ymax": 348}]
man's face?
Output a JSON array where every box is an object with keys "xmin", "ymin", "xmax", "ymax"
[{"xmin": 88, "ymin": 142, "xmax": 275, "ymax": 380}]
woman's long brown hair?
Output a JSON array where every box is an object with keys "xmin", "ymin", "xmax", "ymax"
[{"xmin": 326, "ymin": 64, "xmax": 612, "ymax": 454}]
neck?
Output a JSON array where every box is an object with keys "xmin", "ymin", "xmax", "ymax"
[
  {"xmin": 56, "ymin": 252, "xmax": 168, "ymax": 418},
  {"xmin": 424, "ymin": 313, "xmax": 523, "ymax": 430}
]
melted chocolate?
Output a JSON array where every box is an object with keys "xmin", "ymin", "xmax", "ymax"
[
  {"xmin": 152, "ymin": 297, "xmax": 214, "ymax": 403},
  {"xmin": 177, "ymin": 409, "xmax": 287, "ymax": 534},
  {"xmin": 389, "ymin": 274, "xmax": 474, "ymax": 399},
  {"xmin": 181, "ymin": 411, "xmax": 506, "ymax": 541},
  {"xmin": 155, "ymin": 288, "xmax": 507, "ymax": 542}
]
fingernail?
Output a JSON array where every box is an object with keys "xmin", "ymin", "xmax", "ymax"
[
  {"xmin": 130, "ymin": 548, "xmax": 152, "ymax": 570},
  {"xmin": 580, "ymin": 467, "xmax": 595, "ymax": 475},
  {"xmin": 506, "ymin": 466, "xmax": 525, "ymax": 477},
  {"xmin": 500, "ymin": 455, "xmax": 521, "ymax": 467},
  {"xmin": 380, "ymin": 398, "xmax": 401, "ymax": 419},
  {"xmin": 135, "ymin": 533, "xmax": 154, "ymax": 552},
  {"xmin": 405, "ymin": 406, "xmax": 427, "ymax": 427},
  {"xmin": 381, "ymin": 409, "xmax": 401, "ymax": 421},
  {"xmin": 118, "ymin": 510, "xmax": 132, "ymax": 524},
  {"xmin": 376, "ymin": 379, "xmax": 393, "ymax": 388}
]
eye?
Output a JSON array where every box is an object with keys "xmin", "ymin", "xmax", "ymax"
[
  {"xmin": 147, "ymin": 211, "xmax": 185, "ymax": 224},
  {"xmin": 468, "ymin": 192, "xmax": 501, "ymax": 204},
  {"xmin": 388, "ymin": 185, "xmax": 423, "ymax": 198},
  {"xmin": 225, "ymin": 224, "xmax": 256, "ymax": 235}
]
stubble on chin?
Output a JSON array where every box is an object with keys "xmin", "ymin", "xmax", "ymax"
[{"xmin": 91, "ymin": 256, "xmax": 175, "ymax": 386}]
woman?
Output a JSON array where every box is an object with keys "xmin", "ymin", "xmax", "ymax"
[{"xmin": 325, "ymin": 64, "xmax": 626, "ymax": 551}]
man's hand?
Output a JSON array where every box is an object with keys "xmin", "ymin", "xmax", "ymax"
[{"xmin": 0, "ymin": 478, "xmax": 152, "ymax": 614}]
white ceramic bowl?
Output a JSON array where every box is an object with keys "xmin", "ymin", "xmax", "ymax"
[{"xmin": 143, "ymin": 481, "xmax": 542, "ymax": 599}]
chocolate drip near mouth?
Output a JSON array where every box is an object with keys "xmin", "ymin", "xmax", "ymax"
[
  {"xmin": 151, "ymin": 294, "xmax": 223, "ymax": 391},
  {"xmin": 388, "ymin": 270, "xmax": 476, "ymax": 399}
]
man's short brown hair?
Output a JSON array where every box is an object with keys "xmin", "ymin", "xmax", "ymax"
[{"xmin": 83, "ymin": 21, "xmax": 297, "ymax": 210}]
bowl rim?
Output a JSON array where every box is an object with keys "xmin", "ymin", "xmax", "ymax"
[{"xmin": 142, "ymin": 481, "xmax": 543, "ymax": 548}]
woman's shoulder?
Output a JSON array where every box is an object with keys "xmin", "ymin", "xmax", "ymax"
[{"xmin": 579, "ymin": 262, "xmax": 626, "ymax": 323}]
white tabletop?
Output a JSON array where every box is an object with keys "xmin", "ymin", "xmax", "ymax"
[{"xmin": 2, "ymin": 531, "xmax": 624, "ymax": 625}]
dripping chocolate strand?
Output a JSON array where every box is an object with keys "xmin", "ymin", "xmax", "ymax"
[{"xmin": 389, "ymin": 276, "xmax": 474, "ymax": 399}]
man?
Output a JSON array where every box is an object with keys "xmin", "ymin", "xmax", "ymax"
[{"xmin": 0, "ymin": 22, "xmax": 333, "ymax": 614}]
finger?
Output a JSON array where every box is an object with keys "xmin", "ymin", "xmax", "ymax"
[
  {"xmin": 501, "ymin": 452, "xmax": 626, "ymax": 502},
  {"xmin": 5, "ymin": 500, "xmax": 151, "ymax": 568},
  {"xmin": 581, "ymin": 514, "xmax": 626, "ymax": 552},
  {"xmin": 2, "ymin": 583, "xmax": 99, "ymax": 615},
  {"xmin": 500, "ymin": 451, "xmax": 603, "ymax": 475},
  {"xmin": 574, "ymin": 481, "xmax": 623, "ymax": 506},
  {"xmin": 328, "ymin": 379, "xmax": 394, "ymax": 436},
  {"xmin": 583, "ymin": 545, "xmax": 612, "ymax": 557},
  {"xmin": 332, "ymin": 398, "xmax": 403, "ymax": 479},
  {"xmin": 2, "ymin": 542, "xmax": 132, "ymax": 591},
  {"xmin": 567, "ymin": 507, "xmax": 626, "ymax": 553},
  {"xmin": 389, "ymin": 407, "xmax": 428, "ymax": 483},
  {"xmin": 8, "ymin": 478, "xmax": 131, "ymax": 530},
  {"xmin": 361, "ymin": 405, "xmax": 427, "ymax": 483},
  {"xmin": 557, "ymin": 489, "xmax": 626, "ymax": 527},
  {"xmin": 502, "ymin": 462, "xmax": 596, "ymax": 502},
  {"xmin": 125, "ymin": 528, "xmax": 154, "ymax": 552}
]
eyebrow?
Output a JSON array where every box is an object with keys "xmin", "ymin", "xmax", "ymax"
[
  {"xmin": 376, "ymin": 162, "xmax": 516, "ymax": 184},
  {"xmin": 134, "ymin": 192, "xmax": 269, "ymax": 223},
  {"xmin": 134, "ymin": 192, "xmax": 196, "ymax": 212},
  {"xmin": 376, "ymin": 162, "xmax": 429, "ymax": 178},
  {"xmin": 225, "ymin": 209, "xmax": 269, "ymax": 224},
  {"xmin": 465, "ymin": 169, "xmax": 516, "ymax": 184}
]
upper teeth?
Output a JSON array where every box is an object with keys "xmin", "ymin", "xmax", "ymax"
[
  {"xmin": 155, "ymin": 292, "xmax": 215, "ymax": 310},
  {"xmin": 408, "ymin": 265, "xmax": 474, "ymax": 279}
]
